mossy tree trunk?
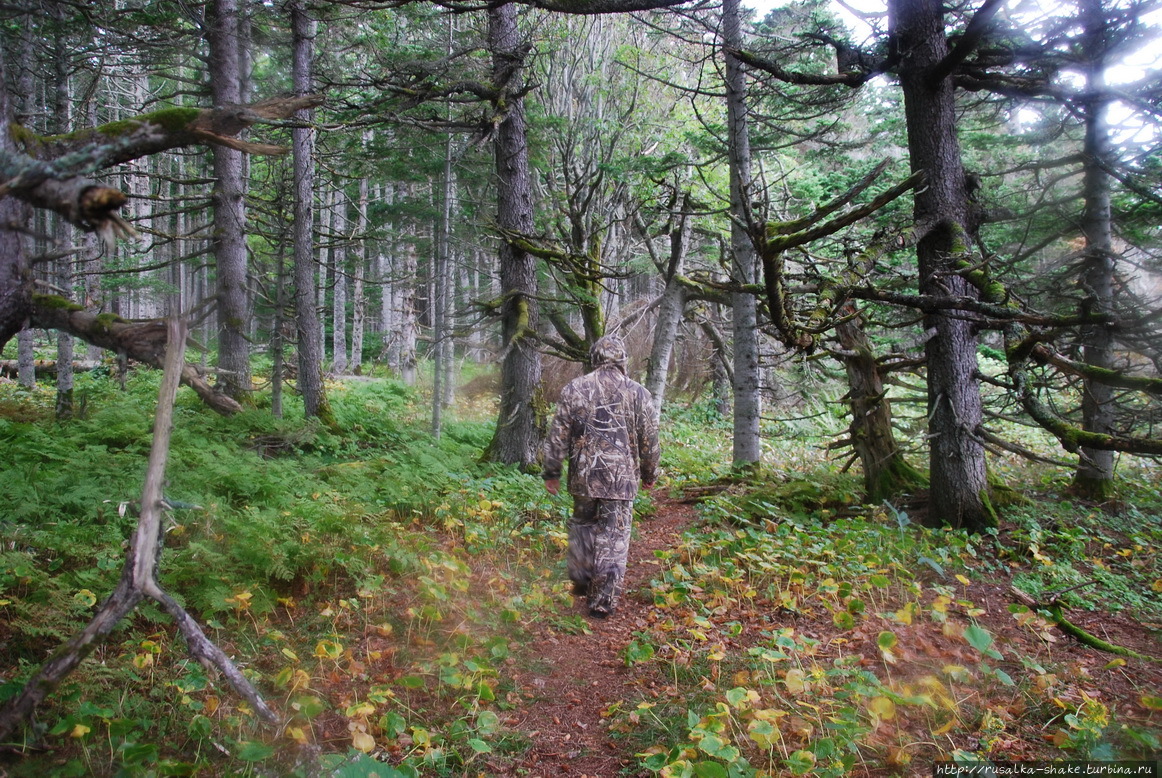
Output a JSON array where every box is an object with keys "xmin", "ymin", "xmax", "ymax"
[
  {"xmin": 484, "ymin": 3, "xmax": 544, "ymax": 469},
  {"xmin": 835, "ymin": 307, "xmax": 926, "ymax": 502}
]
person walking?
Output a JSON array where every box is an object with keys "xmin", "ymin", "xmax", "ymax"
[{"xmin": 543, "ymin": 334, "xmax": 661, "ymax": 619}]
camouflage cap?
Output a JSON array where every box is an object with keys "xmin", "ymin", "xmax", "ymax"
[{"xmin": 590, "ymin": 334, "xmax": 628, "ymax": 374}]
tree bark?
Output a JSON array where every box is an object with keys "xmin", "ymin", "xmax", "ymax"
[
  {"xmin": 208, "ymin": 0, "xmax": 252, "ymax": 403},
  {"xmin": 835, "ymin": 306, "xmax": 925, "ymax": 501},
  {"xmin": 289, "ymin": 0, "xmax": 331, "ymax": 422},
  {"xmin": 891, "ymin": 0, "xmax": 994, "ymax": 531},
  {"xmin": 723, "ymin": 0, "xmax": 762, "ymax": 469},
  {"xmin": 330, "ymin": 185, "xmax": 349, "ymax": 375},
  {"xmin": 351, "ymin": 160, "xmax": 369, "ymax": 373},
  {"xmin": 1072, "ymin": 0, "xmax": 1117, "ymax": 500},
  {"xmin": 645, "ymin": 199, "xmax": 692, "ymax": 419},
  {"xmin": 51, "ymin": 8, "xmax": 74, "ymax": 419},
  {"xmin": 484, "ymin": 3, "xmax": 543, "ymax": 469}
]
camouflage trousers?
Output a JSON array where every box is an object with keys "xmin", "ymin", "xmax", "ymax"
[{"xmin": 567, "ymin": 496, "xmax": 633, "ymax": 616}]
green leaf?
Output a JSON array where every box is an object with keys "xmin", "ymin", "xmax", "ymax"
[
  {"xmin": 786, "ymin": 749, "xmax": 817, "ymax": 775},
  {"xmin": 235, "ymin": 741, "xmax": 275, "ymax": 762},
  {"xmin": 917, "ymin": 555, "xmax": 945, "ymax": 577},
  {"xmin": 964, "ymin": 624, "xmax": 1003, "ymax": 659},
  {"xmin": 476, "ymin": 710, "xmax": 501, "ymax": 736},
  {"xmin": 698, "ymin": 734, "xmax": 726, "ymax": 757},
  {"xmin": 397, "ymin": 675, "xmax": 425, "ymax": 689},
  {"xmin": 992, "ymin": 668, "xmax": 1015, "ymax": 686},
  {"xmin": 623, "ymin": 639, "xmax": 655, "ymax": 666},
  {"xmin": 725, "ymin": 687, "xmax": 749, "ymax": 708},
  {"xmin": 468, "ymin": 738, "xmax": 492, "ymax": 754},
  {"xmin": 694, "ymin": 760, "xmax": 729, "ymax": 778},
  {"xmin": 877, "ymin": 631, "xmax": 897, "ymax": 650}
]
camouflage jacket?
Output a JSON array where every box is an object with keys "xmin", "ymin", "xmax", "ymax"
[{"xmin": 543, "ymin": 365, "xmax": 660, "ymax": 500}]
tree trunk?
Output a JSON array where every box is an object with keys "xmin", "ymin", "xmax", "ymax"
[
  {"xmin": 433, "ymin": 126, "xmax": 454, "ymax": 438},
  {"xmin": 330, "ymin": 185, "xmax": 349, "ymax": 375},
  {"xmin": 484, "ymin": 3, "xmax": 543, "ymax": 469},
  {"xmin": 1072, "ymin": 0, "xmax": 1117, "ymax": 500},
  {"xmin": 208, "ymin": 0, "xmax": 252, "ymax": 402},
  {"xmin": 723, "ymin": 0, "xmax": 762, "ymax": 470},
  {"xmin": 289, "ymin": 0, "xmax": 330, "ymax": 422},
  {"xmin": 400, "ymin": 241, "xmax": 419, "ymax": 385},
  {"xmin": 645, "ymin": 199, "xmax": 691, "ymax": 419},
  {"xmin": 0, "ymin": 41, "xmax": 32, "ymax": 350},
  {"xmin": 891, "ymin": 0, "xmax": 994, "ymax": 531},
  {"xmin": 351, "ymin": 162, "xmax": 369, "ymax": 374},
  {"xmin": 835, "ymin": 307, "xmax": 925, "ymax": 501},
  {"xmin": 51, "ymin": 7, "xmax": 75, "ymax": 419}
]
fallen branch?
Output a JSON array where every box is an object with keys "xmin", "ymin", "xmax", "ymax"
[
  {"xmin": 0, "ymin": 319, "xmax": 277, "ymax": 747},
  {"xmin": 1010, "ymin": 585, "xmax": 1161, "ymax": 663},
  {"xmin": 29, "ymin": 298, "xmax": 241, "ymax": 416}
]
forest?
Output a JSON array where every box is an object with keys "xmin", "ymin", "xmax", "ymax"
[{"xmin": 0, "ymin": 0, "xmax": 1160, "ymax": 775}]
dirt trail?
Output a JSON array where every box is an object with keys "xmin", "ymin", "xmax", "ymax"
[{"xmin": 500, "ymin": 496, "xmax": 697, "ymax": 777}]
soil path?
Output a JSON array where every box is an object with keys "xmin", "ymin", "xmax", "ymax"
[{"xmin": 501, "ymin": 496, "xmax": 697, "ymax": 777}]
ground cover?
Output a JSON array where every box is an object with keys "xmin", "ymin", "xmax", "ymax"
[{"xmin": 0, "ymin": 373, "xmax": 1158, "ymax": 776}]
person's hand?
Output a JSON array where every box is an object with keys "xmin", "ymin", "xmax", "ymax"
[{"xmin": 545, "ymin": 478, "xmax": 560, "ymax": 495}]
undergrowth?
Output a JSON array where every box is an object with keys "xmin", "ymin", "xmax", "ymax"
[{"xmin": 0, "ymin": 370, "xmax": 1159, "ymax": 776}]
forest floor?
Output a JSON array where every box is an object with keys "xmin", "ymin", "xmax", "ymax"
[
  {"xmin": 496, "ymin": 496, "xmax": 699, "ymax": 778},
  {"xmin": 485, "ymin": 494, "xmax": 1162, "ymax": 777}
]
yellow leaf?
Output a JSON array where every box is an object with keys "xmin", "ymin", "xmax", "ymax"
[
  {"xmin": 942, "ymin": 664, "xmax": 972, "ymax": 683},
  {"xmin": 281, "ymin": 648, "xmax": 300, "ymax": 663},
  {"xmin": 351, "ymin": 729, "xmax": 376, "ymax": 753},
  {"xmin": 1152, "ymin": 579, "xmax": 1162, "ymax": 593},
  {"xmin": 73, "ymin": 589, "xmax": 97, "ymax": 608},
  {"xmin": 346, "ymin": 702, "xmax": 375, "ymax": 718},
  {"xmin": 955, "ymin": 574, "xmax": 971, "ymax": 586},
  {"xmin": 70, "ymin": 723, "xmax": 91, "ymax": 738},
  {"xmin": 288, "ymin": 726, "xmax": 310, "ymax": 745},
  {"xmin": 868, "ymin": 696, "xmax": 896, "ymax": 720},
  {"xmin": 783, "ymin": 668, "xmax": 806, "ymax": 695},
  {"xmin": 1104, "ymin": 658, "xmax": 1127, "ymax": 670},
  {"xmin": 931, "ymin": 717, "xmax": 958, "ymax": 736},
  {"xmin": 887, "ymin": 746, "xmax": 912, "ymax": 766},
  {"xmin": 314, "ymin": 639, "xmax": 343, "ymax": 659}
]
